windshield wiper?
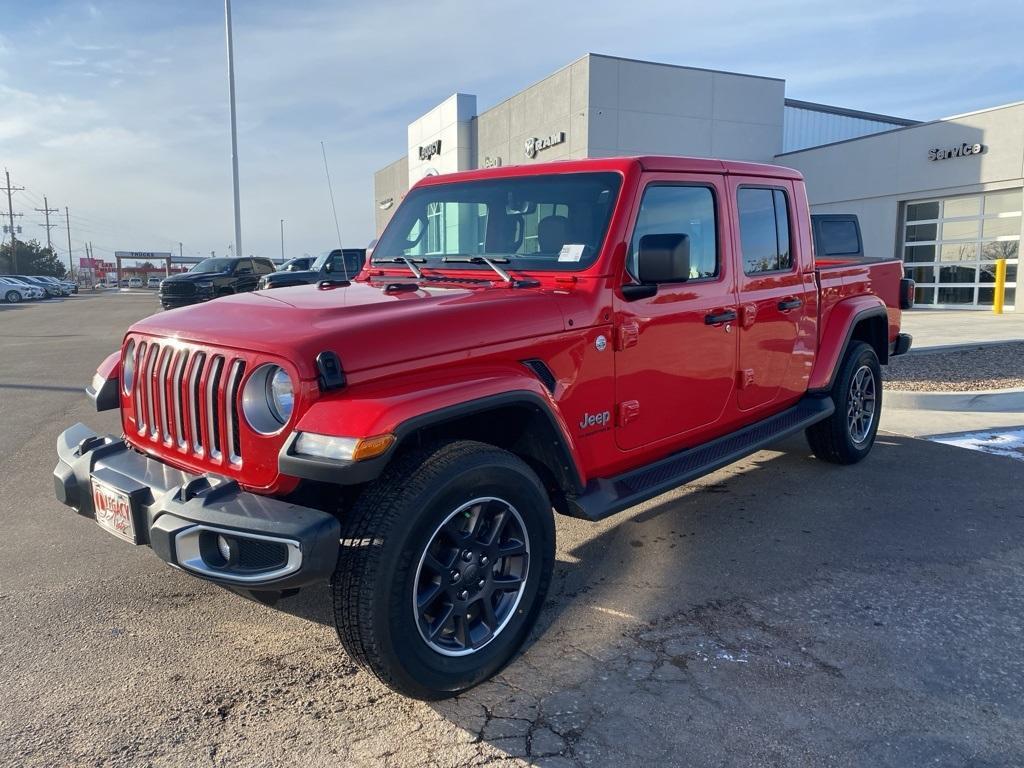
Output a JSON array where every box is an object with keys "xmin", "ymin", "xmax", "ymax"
[
  {"xmin": 373, "ymin": 256, "xmax": 425, "ymax": 278},
  {"xmin": 441, "ymin": 255, "xmax": 512, "ymax": 284}
]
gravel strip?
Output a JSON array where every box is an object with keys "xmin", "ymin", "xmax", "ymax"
[{"xmin": 883, "ymin": 341, "xmax": 1024, "ymax": 391}]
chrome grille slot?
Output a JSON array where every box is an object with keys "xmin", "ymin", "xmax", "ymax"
[
  {"xmin": 146, "ymin": 343, "xmax": 160, "ymax": 438},
  {"xmin": 188, "ymin": 353, "xmax": 206, "ymax": 454},
  {"xmin": 205, "ymin": 356, "xmax": 225, "ymax": 461},
  {"xmin": 172, "ymin": 350, "xmax": 188, "ymax": 448},
  {"xmin": 134, "ymin": 341, "xmax": 147, "ymax": 433},
  {"xmin": 157, "ymin": 347, "xmax": 172, "ymax": 442},
  {"xmin": 225, "ymin": 359, "xmax": 245, "ymax": 465}
]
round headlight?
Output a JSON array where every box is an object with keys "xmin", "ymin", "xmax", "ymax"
[
  {"xmin": 241, "ymin": 365, "xmax": 293, "ymax": 434},
  {"xmin": 122, "ymin": 340, "xmax": 136, "ymax": 394},
  {"xmin": 268, "ymin": 367, "xmax": 294, "ymax": 423}
]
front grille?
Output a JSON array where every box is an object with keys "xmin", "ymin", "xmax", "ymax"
[
  {"xmin": 131, "ymin": 341, "xmax": 246, "ymax": 466},
  {"xmin": 160, "ymin": 282, "xmax": 195, "ymax": 297}
]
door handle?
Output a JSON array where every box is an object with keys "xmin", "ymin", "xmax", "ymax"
[
  {"xmin": 704, "ymin": 309, "xmax": 737, "ymax": 325},
  {"xmin": 777, "ymin": 298, "xmax": 803, "ymax": 311}
]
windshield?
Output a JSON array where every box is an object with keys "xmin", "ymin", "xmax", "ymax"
[
  {"xmin": 373, "ymin": 172, "xmax": 622, "ymax": 272},
  {"xmin": 190, "ymin": 258, "xmax": 234, "ymax": 274}
]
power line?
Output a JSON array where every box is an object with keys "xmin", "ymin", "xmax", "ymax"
[
  {"xmin": 2, "ymin": 169, "xmax": 25, "ymax": 272},
  {"xmin": 34, "ymin": 197, "xmax": 60, "ymax": 253}
]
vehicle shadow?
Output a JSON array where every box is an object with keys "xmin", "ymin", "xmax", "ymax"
[{"xmin": 270, "ymin": 434, "xmax": 1024, "ymax": 764}]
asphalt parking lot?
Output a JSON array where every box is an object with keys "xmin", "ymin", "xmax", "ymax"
[{"xmin": 2, "ymin": 293, "xmax": 1023, "ymax": 767}]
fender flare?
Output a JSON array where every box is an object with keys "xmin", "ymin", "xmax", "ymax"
[
  {"xmin": 809, "ymin": 299, "xmax": 889, "ymax": 392},
  {"xmin": 279, "ymin": 388, "xmax": 585, "ymax": 494}
]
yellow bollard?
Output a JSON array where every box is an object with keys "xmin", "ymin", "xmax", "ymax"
[{"xmin": 993, "ymin": 258, "xmax": 1007, "ymax": 315}]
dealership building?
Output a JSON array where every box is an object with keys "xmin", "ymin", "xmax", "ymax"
[{"xmin": 374, "ymin": 53, "xmax": 1021, "ymax": 310}]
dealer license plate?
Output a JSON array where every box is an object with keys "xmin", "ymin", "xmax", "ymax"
[{"xmin": 91, "ymin": 479, "xmax": 138, "ymax": 544}]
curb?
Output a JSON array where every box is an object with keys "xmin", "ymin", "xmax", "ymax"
[
  {"xmin": 883, "ymin": 387, "xmax": 1024, "ymax": 412},
  {"xmin": 907, "ymin": 339, "xmax": 1024, "ymax": 356}
]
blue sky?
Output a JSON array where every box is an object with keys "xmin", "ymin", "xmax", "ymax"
[{"xmin": 1, "ymin": 0, "xmax": 1021, "ymax": 263}]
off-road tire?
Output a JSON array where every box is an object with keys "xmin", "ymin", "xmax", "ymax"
[
  {"xmin": 331, "ymin": 439, "xmax": 555, "ymax": 699},
  {"xmin": 806, "ymin": 341, "xmax": 882, "ymax": 464},
  {"xmin": 5, "ymin": 290, "xmax": 21, "ymax": 304}
]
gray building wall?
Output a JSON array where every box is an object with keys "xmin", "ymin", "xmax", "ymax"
[
  {"xmin": 373, "ymin": 155, "xmax": 408, "ymax": 237},
  {"xmin": 779, "ymin": 102, "xmax": 1024, "ymax": 262}
]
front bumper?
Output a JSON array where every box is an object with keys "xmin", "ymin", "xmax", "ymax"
[{"xmin": 53, "ymin": 423, "xmax": 340, "ymax": 590}]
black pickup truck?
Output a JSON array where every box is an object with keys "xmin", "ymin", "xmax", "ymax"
[
  {"xmin": 159, "ymin": 257, "xmax": 276, "ymax": 310},
  {"xmin": 257, "ymin": 248, "xmax": 366, "ymax": 290}
]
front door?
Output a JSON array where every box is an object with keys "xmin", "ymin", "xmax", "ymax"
[{"xmin": 614, "ymin": 174, "xmax": 738, "ymax": 451}]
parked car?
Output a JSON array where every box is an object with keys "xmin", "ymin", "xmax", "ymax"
[
  {"xmin": 1, "ymin": 275, "xmax": 63, "ymax": 298},
  {"xmin": 105, "ymin": 276, "xmax": 119, "ymax": 288},
  {"xmin": 0, "ymin": 276, "xmax": 44, "ymax": 302},
  {"xmin": 158, "ymin": 256, "xmax": 276, "ymax": 310},
  {"xmin": 278, "ymin": 256, "xmax": 314, "ymax": 272},
  {"xmin": 35, "ymin": 275, "xmax": 77, "ymax": 295},
  {"xmin": 56, "ymin": 156, "xmax": 912, "ymax": 700},
  {"xmin": 257, "ymin": 248, "xmax": 366, "ymax": 290},
  {"xmin": 120, "ymin": 279, "xmax": 129, "ymax": 287},
  {"xmin": 127, "ymin": 277, "xmax": 143, "ymax": 288},
  {"xmin": 147, "ymin": 276, "xmax": 162, "ymax": 289}
]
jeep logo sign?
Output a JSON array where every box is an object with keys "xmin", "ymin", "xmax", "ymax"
[
  {"xmin": 525, "ymin": 131, "xmax": 566, "ymax": 159},
  {"xmin": 579, "ymin": 410, "xmax": 611, "ymax": 431},
  {"xmin": 928, "ymin": 142, "xmax": 985, "ymax": 161},
  {"xmin": 418, "ymin": 140, "xmax": 442, "ymax": 161}
]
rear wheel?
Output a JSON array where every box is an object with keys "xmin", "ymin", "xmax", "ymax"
[
  {"xmin": 332, "ymin": 440, "xmax": 555, "ymax": 699},
  {"xmin": 5, "ymin": 290, "xmax": 21, "ymax": 303},
  {"xmin": 806, "ymin": 341, "xmax": 881, "ymax": 464}
]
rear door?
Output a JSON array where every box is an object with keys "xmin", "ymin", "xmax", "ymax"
[
  {"xmin": 233, "ymin": 258, "xmax": 259, "ymax": 292},
  {"xmin": 614, "ymin": 172, "xmax": 739, "ymax": 451},
  {"xmin": 728, "ymin": 179, "xmax": 816, "ymax": 412}
]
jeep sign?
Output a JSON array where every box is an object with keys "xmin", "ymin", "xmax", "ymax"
[{"xmin": 418, "ymin": 140, "xmax": 442, "ymax": 161}]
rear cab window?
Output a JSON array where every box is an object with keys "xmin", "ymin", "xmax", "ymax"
[{"xmin": 737, "ymin": 187, "xmax": 792, "ymax": 274}]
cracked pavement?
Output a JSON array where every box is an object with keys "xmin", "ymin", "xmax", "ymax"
[{"xmin": 2, "ymin": 294, "xmax": 1023, "ymax": 767}]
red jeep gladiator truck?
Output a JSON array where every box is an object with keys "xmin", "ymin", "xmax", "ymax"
[{"xmin": 54, "ymin": 156, "xmax": 913, "ymax": 699}]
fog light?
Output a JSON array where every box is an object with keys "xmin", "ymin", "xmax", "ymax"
[{"xmin": 216, "ymin": 534, "xmax": 238, "ymax": 567}]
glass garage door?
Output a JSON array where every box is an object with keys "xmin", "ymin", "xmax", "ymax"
[{"xmin": 902, "ymin": 189, "xmax": 1020, "ymax": 309}]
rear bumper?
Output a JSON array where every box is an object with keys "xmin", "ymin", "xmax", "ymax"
[
  {"xmin": 891, "ymin": 333, "xmax": 913, "ymax": 357},
  {"xmin": 53, "ymin": 423, "xmax": 340, "ymax": 590}
]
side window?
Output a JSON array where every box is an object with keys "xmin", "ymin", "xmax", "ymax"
[
  {"xmin": 629, "ymin": 185, "xmax": 717, "ymax": 280},
  {"xmin": 235, "ymin": 258, "xmax": 254, "ymax": 274},
  {"xmin": 255, "ymin": 259, "xmax": 274, "ymax": 275},
  {"xmin": 737, "ymin": 187, "xmax": 792, "ymax": 274}
]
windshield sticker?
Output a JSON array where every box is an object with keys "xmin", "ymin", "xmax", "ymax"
[{"xmin": 558, "ymin": 244, "xmax": 585, "ymax": 262}]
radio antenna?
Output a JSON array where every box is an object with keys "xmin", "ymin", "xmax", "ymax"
[{"xmin": 320, "ymin": 140, "xmax": 349, "ymax": 280}]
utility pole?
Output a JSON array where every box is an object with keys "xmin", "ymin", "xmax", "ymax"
[
  {"xmin": 64, "ymin": 207, "xmax": 74, "ymax": 276},
  {"xmin": 3, "ymin": 169, "xmax": 24, "ymax": 272},
  {"xmin": 280, "ymin": 218, "xmax": 284, "ymax": 261},
  {"xmin": 224, "ymin": 0, "xmax": 243, "ymax": 261},
  {"xmin": 35, "ymin": 196, "xmax": 60, "ymax": 253}
]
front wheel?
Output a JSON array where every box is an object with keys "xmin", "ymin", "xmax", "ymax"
[
  {"xmin": 806, "ymin": 341, "xmax": 881, "ymax": 464},
  {"xmin": 5, "ymin": 290, "xmax": 21, "ymax": 304},
  {"xmin": 332, "ymin": 440, "xmax": 555, "ymax": 699}
]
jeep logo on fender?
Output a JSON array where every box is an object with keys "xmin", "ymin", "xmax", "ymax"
[{"xmin": 579, "ymin": 411, "xmax": 611, "ymax": 431}]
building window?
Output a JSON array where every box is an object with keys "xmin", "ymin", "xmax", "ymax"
[
  {"xmin": 901, "ymin": 190, "xmax": 1021, "ymax": 309},
  {"xmin": 425, "ymin": 202, "xmax": 445, "ymax": 255}
]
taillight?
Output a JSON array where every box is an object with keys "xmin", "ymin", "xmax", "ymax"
[{"xmin": 899, "ymin": 278, "xmax": 915, "ymax": 310}]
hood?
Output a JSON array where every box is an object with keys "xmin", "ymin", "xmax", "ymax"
[
  {"xmin": 164, "ymin": 271, "xmax": 229, "ymax": 283},
  {"xmin": 131, "ymin": 280, "xmax": 567, "ymax": 378}
]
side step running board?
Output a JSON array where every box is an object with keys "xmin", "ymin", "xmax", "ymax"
[{"xmin": 568, "ymin": 395, "xmax": 835, "ymax": 521}]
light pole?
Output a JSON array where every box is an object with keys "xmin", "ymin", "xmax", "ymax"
[
  {"xmin": 224, "ymin": 0, "xmax": 242, "ymax": 262},
  {"xmin": 280, "ymin": 218, "xmax": 284, "ymax": 262}
]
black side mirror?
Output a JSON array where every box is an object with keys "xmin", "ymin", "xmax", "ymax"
[{"xmin": 637, "ymin": 233, "xmax": 690, "ymax": 283}]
